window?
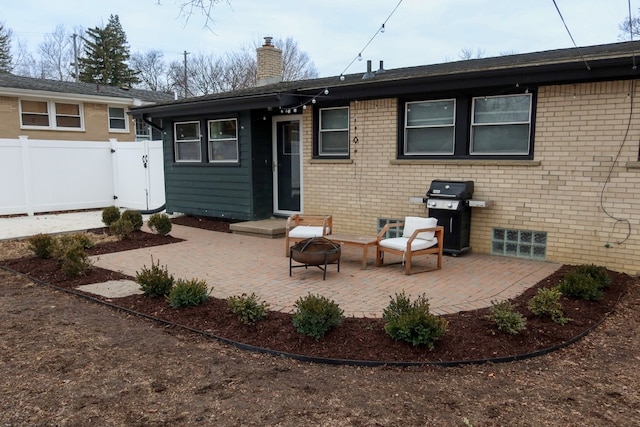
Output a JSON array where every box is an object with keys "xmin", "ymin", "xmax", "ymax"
[
  {"xmin": 20, "ymin": 100, "xmax": 83, "ymax": 130},
  {"xmin": 135, "ymin": 119, "xmax": 151, "ymax": 141},
  {"xmin": 400, "ymin": 92, "xmax": 534, "ymax": 159},
  {"xmin": 492, "ymin": 228, "xmax": 547, "ymax": 260},
  {"xmin": 108, "ymin": 107, "xmax": 128, "ymax": 132},
  {"xmin": 471, "ymin": 94, "xmax": 531, "ymax": 155},
  {"xmin": 319, "ymin": 107, "xmax": 349, "ymax": 156},
  {"xmin": 174, "ymin": 121, "xmax": 201, "ymax": 162},
  {"xmin": 405, "ymin": 99, "xmax": 455, "ymax": 155},
  {"xmin": 208, "ymin": 119, "xmax": 238, "ymax": 163}
]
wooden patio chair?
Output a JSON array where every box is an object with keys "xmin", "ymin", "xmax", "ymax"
[
  {"xmin": 375, "ymin": 216, "xmax": 444, "ymax": 275},
  {"xmin": 284, "ymin": 214, "xmax": 333, "ymax": 256}
]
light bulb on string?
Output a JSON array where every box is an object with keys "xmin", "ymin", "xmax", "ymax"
[
  {"xmin": 324, "ymin": 89, "xmax": 329, "ymax": 95},
  {"xmin": 381, "ymin": 23, "xmax": 385, "ymax": 33},
  {"xmin": 340, "ymin": 74, "xmax": 345, "ymax": 81},
  {"xmin": 357, "ymin": 53, "xmax": 363, "ymax": 61}
]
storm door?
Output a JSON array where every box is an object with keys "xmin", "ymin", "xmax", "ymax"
[{"xmin": 273, "ymin": 115, "xmax": 302, "ymax": 215}]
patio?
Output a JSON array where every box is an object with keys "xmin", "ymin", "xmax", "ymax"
[{"xmin": 92, "ymin": 224, "xmax": 561, "ymax": 317}]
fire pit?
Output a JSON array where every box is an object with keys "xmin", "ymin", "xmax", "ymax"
[{"xmin": 289, "ymin": 237, "xmax": 341, "ymax": 280}]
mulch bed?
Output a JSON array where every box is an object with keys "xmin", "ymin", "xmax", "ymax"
[{"xmin": 0, "ymin": 215, "xmax": 635, "ymax": 364}]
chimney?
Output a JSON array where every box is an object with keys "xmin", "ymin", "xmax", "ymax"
[
  {"xmin": 256, "ymin": 36, "xmax": 283, "ymax": 86},
  {"xmin": 362, "ymin": 60, "xmax": 375, "ymax": 80}
]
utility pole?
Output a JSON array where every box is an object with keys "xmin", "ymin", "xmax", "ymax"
[
  {"xmin": 183, "ymin": 50, "xmax": 190, "ymax": 98},
  {"xmin": 72, "ymin": 33, "xmax": 79, "ymax": 82}
]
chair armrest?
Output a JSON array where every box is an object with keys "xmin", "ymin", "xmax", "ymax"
[
  {"xmin": 376, "ymin": 222, "xmax": 405, "ymax": 242},
  {"xmin": 406, "ymin": 226, "xmax": 444, "ymax": 244},
  {"xmin": 323, "ymin": 215, "xmax": 332, "ymax": 235}
]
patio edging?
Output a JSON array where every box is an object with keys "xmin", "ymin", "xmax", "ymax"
[{"xmin": 1, "ymin": 265, "xmax": 619, "ymax": 368}]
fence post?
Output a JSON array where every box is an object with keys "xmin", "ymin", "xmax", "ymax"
[
  {"xmin": 19, "ymin": 136, "xmax": 34, "ymax": 216},
  {"xmin": 110, "ymin": 138, "xmax": 119, "ymax": 208}
]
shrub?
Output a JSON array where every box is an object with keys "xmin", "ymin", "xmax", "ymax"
[
  {"xmin": 148, "ymin": 213, "xmax": 172, "ymax": 236},
  {"xmin": 54, "ymin": 235, "xmax": 93, "ymax": 276},
  {"xmin": 558, "ymin": 270, "xmax": 603, "ymax": 300},
  {"xmin": 68, "ymin": 233, "xmax": 94, "ymax": 249},
  {"xmin": 292, "ymin": 293, "xmax": 344, "ymax": 340},
  {"xmin": 528, "ymin": 287, "xmax": 570, "ymax": 325},
  {"xmin": 168, "ymin": 278, "xmax": 210, "ymax": 308},
  {"xmin": 573, "ymin": 264, "xmax": 611, "ymax": 289},
  {"xmin": 227, "ymin": 292, "xmax": 270, "ymax": 324},
  {"xmin": 102, "ymin": 206, "xmax": 121, "ymax": 226},
  {"xmin": 382, "ymin": 291, "xmax": 447, "ymax": 348},
  {"xmin": 121, "ymin": 210, "xmax": 143, "ymax": 231},
  {"xmin": 27, "ymin": 233, "xmax": 56, "ymax": 259},
  {"xmin": 489, "ymin": 300, "xmax": 527, "ymax": 335},
  {"xmin": 135, "ymin": 258, "xmax": 174, "ymax": 298},
  {"xmin": 110, "ymin": 217, "xmax": 134, "ymax": 239}
]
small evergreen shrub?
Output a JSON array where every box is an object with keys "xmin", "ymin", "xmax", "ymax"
[
  {"xmin": 54, "ymin": 236, "xmax": 93, "ymax": 276},
  {"xmin": 102, "ymin": 206, "xmax": 121, "ymax": 226},
  {"xmin": 382, "ymin": 291, "xmax": 447, "ymax": 348},
  {"xmin": 573, "ymin": 264, "xmax": 611, "ymax": 289},
  {"xmin": 292, "ymin": 293, "xmax": 344, "ymax": 340},
  {"xmin": 120, "ymin": 210, "xmax": 143, "ymax": 231},
  {"xmin": 168, "ymin": 278, "xmax": 210, "ymax": 308},
  {"xmin": 558, "ymin": 270, "xmax": 603, "ymax": 300},
  {"xmin": 489, "ymin": 300, "xmax": 527, "ymax": 335},
  {"xmin": 227, "ymin": 292, "xmax": 270, "ymax": 324},
  {"xmin": 148, "ymin": 213, "xmax": 172, "ymax": 236},
  {"xmin": 135, "ymin": 258, "xmax": 174, "ymax": 298},
  {"xmin": 68, "ymin": 233, "xmax": 95, "ymax": 249},
  {"xmin": 110, "ymin": 217, "xmax": 134, "ymax": 239},
  {"xmin": 28, "ymin": 233, "xmax": 56, "ymax": 259},
  {"xmin": 528, "ymin": 287, "xmax": 570, "ymax": 325}
]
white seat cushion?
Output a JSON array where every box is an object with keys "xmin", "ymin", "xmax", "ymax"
[
  {"xmin": 288, "ymin": 225, "xmax": 329, "ymax": 238},
  {"xmin": 403, "ymin": 216, "xmax": 438, "ymax": 240},
  {"xmin": 379, "ymin": 237, "xmax": 438, "ymax": 252}
]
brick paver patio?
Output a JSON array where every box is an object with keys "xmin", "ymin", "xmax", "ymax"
[{"xmin": 92, "ymin": 224, "xmax": 561, "ymax": 317}]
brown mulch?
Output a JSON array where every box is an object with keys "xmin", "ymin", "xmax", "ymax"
[{"xmin": 0, "ymin": 215, "xmax": 633, "ymax": 365}]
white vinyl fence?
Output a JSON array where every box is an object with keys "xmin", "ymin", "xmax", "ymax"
[{"xmin": 0, "ymin": 137, "xmax": 165, "ymax": 216}]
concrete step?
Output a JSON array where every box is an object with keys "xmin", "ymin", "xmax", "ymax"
[{"xmin": 229, "ymin": 218, "xmax": 287, "ymax": 239}]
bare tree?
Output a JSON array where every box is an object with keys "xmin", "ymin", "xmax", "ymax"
[
  {"xmin": 458, "ymin": 47, "xmax": 486, "ymax": 60},
  {"xmin": 131, "ymin": 49, "xmax": 173, "ymax": 91},
  {"xmin": 37, "ymin": 24, "xmax": 75, "ymax": 81},
  {"xmin": 619, "ymin": 10, "xmax": 640, "ymax": 40},
  {"xmin": 278, "ymin": 37, "xmax": 318, "ymax": 81}
]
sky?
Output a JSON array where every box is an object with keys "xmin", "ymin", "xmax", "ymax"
[{"xmin": 0, "ymin": 0, "xmax": 637, "ymax": 78}]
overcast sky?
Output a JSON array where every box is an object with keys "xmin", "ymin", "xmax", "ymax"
[{"xmin": 1, "ymin": 0, "xmax": 636, "ymax": 77}]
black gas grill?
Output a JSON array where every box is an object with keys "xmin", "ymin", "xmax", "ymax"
[{"xmin": 425, "ymin": 180, "xmax": 474, "ymax": 256}]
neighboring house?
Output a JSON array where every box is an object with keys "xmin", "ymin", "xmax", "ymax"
[
  {"xmin": 131, "ymin": 38, "xmax": 640, "ymax": 274},
  {"xmin": 0, "ymin": 74, "xmax": 173, "ymax": 141}
]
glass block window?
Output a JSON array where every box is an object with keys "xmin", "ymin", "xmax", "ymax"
[
  {"xmin": 492, "ymin": 228, "xmax": 547, "ymax": 260},
  {"xmin": 377, "ymin": 218, "xmax": 404, "ymax": 239}
]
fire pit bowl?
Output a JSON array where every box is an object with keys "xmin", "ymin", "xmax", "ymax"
[{"xmin": 289, "ymin": 237, "xmax": 341, "ymax": 280}]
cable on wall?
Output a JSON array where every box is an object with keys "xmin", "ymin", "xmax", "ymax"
[{"xmin": 599, "ymin": 80, "xmax": 634, "ymax": 246}]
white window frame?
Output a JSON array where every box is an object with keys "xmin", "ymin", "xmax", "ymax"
[
  {"xmin": 19, "ymin": 99, "xmax": 85, "ymax": 131},
  {"xmin": 404, "ymin": 99, "xmax": 456, "ymax": 155},
  {"xmin": 470, "ymin": 94, "xmax": 532, "ymax": 155},
  {"xmin": 174, "ymin": 121, "xmax": 202, "ymax": 163},
  {"xmin": 319, "ymin": 106, "xmax": 350, "ymax": 156},
  {"xmin": 108, "ymin": 106, "xmax": 129, "ymax": 133},
  {"xmin": 207, "ymin": 118, "xmax": 239, "ymax": 163}
]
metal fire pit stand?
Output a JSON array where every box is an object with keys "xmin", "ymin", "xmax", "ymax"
[{"xmin": 289, "ymin": 237, "xmax": 341, "ymax": 280}]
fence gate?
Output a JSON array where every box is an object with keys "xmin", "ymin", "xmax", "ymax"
[{"xmin": 112, "ymin": 140, "xmax": 165, "ymax": 211}]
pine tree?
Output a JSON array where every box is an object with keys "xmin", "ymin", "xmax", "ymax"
[
  {"xmin": 0, "ymin": 22, "xmax": 13, "ymax": 73},
  {"xmin": 78, "ymin": 14, "xmax": 138, "ymax": 86}
]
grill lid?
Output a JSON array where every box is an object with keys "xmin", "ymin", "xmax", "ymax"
[{"xmin": 427, "ymin": 180, "xmax": 474, "ymax": 199}]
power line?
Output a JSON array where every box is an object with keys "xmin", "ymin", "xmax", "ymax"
[{"xmin": 551, "ymin": 0, "xmax": 590, "ymax": 70}]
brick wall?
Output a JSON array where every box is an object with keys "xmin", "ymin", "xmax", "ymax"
[
  {"xmin": 0, "ymin": 96, "xmax": 135, "ymax": 141},
  {"xmin": 301, "ymin": 81, "xmax": 640, "ymax": 274}
]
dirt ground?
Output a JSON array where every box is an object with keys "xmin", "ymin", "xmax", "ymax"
[{"xmin": 1, "ymin": 220, "xmax": 639, "ymax": 425}]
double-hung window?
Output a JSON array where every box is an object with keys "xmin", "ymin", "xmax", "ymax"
[
  {"xmin": 471, "ymin": 94, "xmax": 532, "ymax": 155},
  {"xmin": 174, "ymin": 121, "xmax": 201, "ymax": 162},
  {"xmin": 405, "ymin": 99, "xmax": 455, "ymax": 155},
  {"xmin": 108, "ymin": 107, "xmax": 128, "ymax": 132},
  {"xmin": 208, "ymin": 118, "xmax": 238, "ymax": 163},
  {"xmin": 319, "ymin": 107, "xmax": 349, "ymax": 156},
  {"xmin": 20, "ymin": 100, "xmax": 83, "ymax": 130}
]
